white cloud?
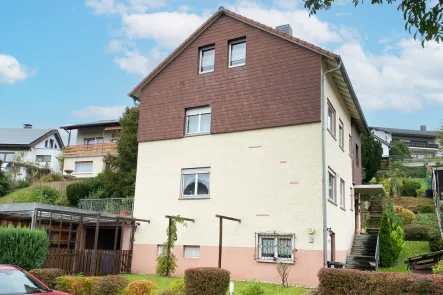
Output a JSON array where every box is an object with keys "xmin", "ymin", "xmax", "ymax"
[
  {"xmin": 72, "ymin": 105, "xmax": 126, "ymax": 120},
  {"xmin": 336, "ymin": 12, "xmax": 352, "ymax": 17},
  {"xmin": 85, "ymin": 0, "xmax": 164, "ymax": 15},
  {"xmin": 378, "ymin": 38, "xmax": 390, "ymax": 44},
  {"xmin": 114, "ymin": 48, "xmax": 166, "ymax": 76},
  {"xmin": 337, "ymin": 39, "xmax": 443, "ymax": 112},
  {"xmin": 0, "ymin": 54, "xmax": 33, "ymax": 84},
  {"xmin": 273, "ymin": 0, "xmax": 300, "ymax": 9},
  {"xmin": 122, "ymin": 12, "xmax": 206, "ymax": 48}
]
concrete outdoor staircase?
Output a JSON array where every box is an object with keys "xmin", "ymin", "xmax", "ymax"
[{"xmin": 346, "ymin": 196, "xmax": 384, "ymax": 271}]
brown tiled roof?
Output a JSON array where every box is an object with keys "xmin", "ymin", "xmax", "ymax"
[{"xmin": 128, "ymin": 7, "xmax": 338, "ymax": 99}]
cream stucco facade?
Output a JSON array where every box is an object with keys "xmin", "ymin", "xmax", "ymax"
[{"xmin": 132, "ymin": 111, "xmax": 358, "ymax": 285}]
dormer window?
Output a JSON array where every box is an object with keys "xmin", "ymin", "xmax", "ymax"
[
  {"xmin": 229, "ymin": 38, "xmax": 246, "ymax": 68},
  {"xmin": 199, "ymin": 45, "xmax": 215, "ymax": 74}
]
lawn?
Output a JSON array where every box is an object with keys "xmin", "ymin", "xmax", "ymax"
[
  {"xmin": 0, "ymin": 186, "xmax": 69, "ymax": 205},
  {"xmin": 380, "ymin": 241, "xmax": 430, "ymax": 273},
  {"xmin": 120, "ymin": 274, "xmax": 310, "ymax": 294},
  {"xmin": 412, "ymin": 213, "xmax": 440, "ymax": 231},
  {"xmin": 0, "ymin": 187, "xmax": 34, "ymax": 204}
]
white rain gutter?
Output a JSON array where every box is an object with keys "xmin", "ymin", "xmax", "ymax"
[{"xmin": 321, "ymin": 58, "xmax": 342, "ymax": 266}]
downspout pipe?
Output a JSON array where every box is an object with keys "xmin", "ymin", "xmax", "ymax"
[{"xmin": 321, "ymin": 58, "xmax": 342, "ymax": 267}]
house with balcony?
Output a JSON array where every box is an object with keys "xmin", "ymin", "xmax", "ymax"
[
  {"xmin": 370, "ymin": 126, "xmax": 441, "ymax": 159},
  {"xmin": 60, "ymin": 120, "xmax": 120, "ymax": 178},
  {"xmin": 0, "ymin": 125, "xmax": 64, "ymax": 180},
  {"xmin": 128, "ymin": 8, "xmax": 382, "ymax": 286}
]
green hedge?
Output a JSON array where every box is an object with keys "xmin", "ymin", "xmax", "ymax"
[
  {"xmin": 402, "ymin": 180, "xmax": 422, "ymax": 197},
  {"xmin": 404, "ymin": 224, "xmax": 431, "ymax": 241},
  {"xmin": 185, "ymin": 267, "xmax": 230, "ymax": 295},
  {"xmin": 66, "ymin": 178, "xmax": 102, "ymax": 206},
  {"xmin": 0, "ymin": 226, "xmax": 49, "ymax": 270},
  {"xmin": 318, "ymin": 268, "xmax": 443, "ymax": 294},
  {"xmin": 402, "ymin": 166, "xmax": 427, "ymax": 178}
]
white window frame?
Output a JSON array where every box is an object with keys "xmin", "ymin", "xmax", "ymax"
[
  {"xmin": 185, "ymin": 106, "xmax": 211, "ymax": 135},
  {"xmin": 74, "ymin": 161, "xmax": 93, "ymax": 174},
  {"xmin": 184, "ymin": 246, "xmax": 200, "ymax": 258},
  {"xmin": 181, "ymin": 167, "xmax": 210, "ymax": 198},
  {"xmin": 328, "ymin": 171, "xmax": 336, "ymax": 203},
  {"xmin": 157, "ymin": 245, "xmax": 163, "ymax": 256},
  {"xmin": 327, "ymin": 101, "xmax": 335, "ymax": 136},
  {"xmin": 0, "ymin": 153, "xmax": 15, "ymax": 163},
  {"xmin": 36, "ymin": 155, "xmax": 51, "ymax": 163},
  {"xmin": 350, "ymin": 187, "xmax": 354, "ymax": 211},
  {"xmin": 228, "ymin": 38, "xmax": 246, "ymax": 68},
  {"xmin": 257, "ymin": 234, "xmax": 294, "ymax": 262},
  {"xmin": 199, "ymin": 46, "xmax": 215, "ymax": 74},
  {"xmin": 340, "ymin": 179, "xmax": 345, "ymax": 210},
  {"xmin": 339, "ymin": 120, "xmax": 344, "ymax": 149}
]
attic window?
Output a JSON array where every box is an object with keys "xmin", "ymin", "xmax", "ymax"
[
  {"xmin": 50, "ymin": 139, "xmax": 54, "ymax": 148},
  {"xmin": 229, "ymin": 38, "xmax": 246, "ymax": 68},
  {"xmin": 199, "ymin": 45, "xmax": 215, "ymax": 74}
]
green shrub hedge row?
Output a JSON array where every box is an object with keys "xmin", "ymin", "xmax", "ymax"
[
  {"xmin": 29, "ymin": 268, "xmax": 65, "ymax": 289},
  {"xmin": 66, "ymin": 178, "xmax": 102, "ymax": 206},
  {"xmin": 185, "ymin": 267, "xmax": 230, "ymax": 295},
  {"xmin": 404, "ymin": 224, "xmax": 431, "ymax": 241},
  {"xmin": 0, "ymin": 226, "xmax": 49, "ymax": 270},
  {"xmin": 318, "ymin": 268, "xmax": 443, "ymax": 294}
]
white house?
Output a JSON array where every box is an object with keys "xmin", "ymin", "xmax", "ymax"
[
  {"xmin": 60, "ymin": 120, "xmax": 121, "ymax": 178},
  {"xmin": 128, "ymin": 8, "xmax": 379, "ymax": 287},
  {"xmin": 0, "ymin": 125, "xmax": 64, "ymax": 180}
]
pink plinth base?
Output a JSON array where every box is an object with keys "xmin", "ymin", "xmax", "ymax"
[{"xmin": 131, "ymin": 244, "xmax": 348, "ymax": 287}]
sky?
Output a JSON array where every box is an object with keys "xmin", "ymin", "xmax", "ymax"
[{"xmin": 0, "ymin": 0, "xmax": 442, "ymax": 137}]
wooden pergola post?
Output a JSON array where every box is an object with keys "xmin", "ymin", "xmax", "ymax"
[
  {"xmin": 164, "ymin": 215, "xmax": 195, "ymax": 268},
  {"xmin": 215, "ymin": 215, "xmax": 241, "ymax": 268}
]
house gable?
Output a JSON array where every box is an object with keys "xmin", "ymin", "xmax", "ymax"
[{"xmin": 138, "ymin": 14, "xmax": 322, "ymax": 142}]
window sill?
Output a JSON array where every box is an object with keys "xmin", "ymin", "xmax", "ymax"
[
  {"xmin": 184, "ymin": 132, "xmax": 210, "ymax": 137},
  {"xmin": 229, "ymin": 63, "xmax": 245, "ymax": 69},
  {"xmin": 184, "ymin": 257, "xmax": 200, "ymax": 259},
  {"xmin": 340, "ymin": 206, "xmax": 346, "ymax": 211},
  {"xmin": 256, "ymin": 260, "xmax": 295, "ymax": 265},
  {"xmin": 340, "ymin": 146, "xmax": 345, "ymax": 152},
  {"xmin": 73, "ymin": 172, "xmax": 93, "ymax": 175},
  {"xmin": 179, "ymin": 196, "xmax": 211, "ymax": 200},
  {"xmin": 199, "ymin": 69, "xmax": 214, "ymax": 75},
  {"xmin": 328, "ymin": 130, "xmax": 336, "ymax": 140},
  {"xmin": 328, "ymin": 199, "xmax": 338, "ymax": 206}
]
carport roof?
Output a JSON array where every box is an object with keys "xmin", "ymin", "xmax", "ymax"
[{"xmin": 354, "ymin": 184, "xmax": 386, "ymax": 195}]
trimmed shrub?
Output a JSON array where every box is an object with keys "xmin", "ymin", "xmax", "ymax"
[
  {"xmin": 95, "ymin": 275, "xmax": 130, "ymax": 295},
  {"xmin": 56, "ymin": 276, "xmax": 99, "ymax": 295},
  {"xmin": 420, "ymin": 205, "xmax": 435, "ymax": 213},
  {"xmin": 28, "ymin": 185, "xmax": 62, "ymax": 204},
  {"xmin": 402, "ymin": 180, "xmax": 422, "ymax": 197},
  {"xmin": 0, "ymin": 226, "xmax": 49, "ymax": 270},
  {"xmin": 318, "ymin": 268, "xmax": 443, "ymax": 294},
  {"xmin": 13, "ymin": 179, "xmax": 31, "ymax": 189},
  {"xmin": 239, "ymin": 282, "xmax": 265, "ymax": 295},
  {"xmin": 66, "ymin": 178, "xmax": 102, "ymax": 206},
  {"xmin": 428, "ymin": 228, "xmax": 443, "ymax": 252},
  {"xmin": 185, "ymin": 267, "xmax": 230, "ymax": 295},
  {"xmin": 379, "ymin": 203, "xmax": 404, "ymax": 267},
  {"xmin": 170, "ymin": 278, "xmax": 185, "ymax": 295},
  {"xmin": 394, "ymin": 205, "xmax": 416, "ymax": 224},
  {"xmin": 124, "ymin": 280, "xmax": 159, "ymax": 295},
  {"xmin": 433, "ymin": 260, "xmax": 443, "ymax": 274},
  {"xmin": 29, "ymin": 268, "xmax": 65, "ymax": 289},
  {"xmin": 404, "ymin": 224, "xmax": 431, "ymax": 241},
  {"xmin": 159, "ymin": 291, "xmax": 175, "ymax": 295},
  {"xmin": 41, "ymin": 173, "xmax": 64, "ymax": 182}
]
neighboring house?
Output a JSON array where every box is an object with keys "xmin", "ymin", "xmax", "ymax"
[
  {"xmin": 370, "ymin": 126, "xmax": 441, "ymax": 159},
  {"xmin": 60, "ymin": 120, "xmax": 120, "ymax": 178},
  {"xmin": 129, "ymin": 8, "xmax": 371, "ymax": 286},
  {"xmin": 0, "ymin": 125, "xmax": 64, "ymax": 180}
]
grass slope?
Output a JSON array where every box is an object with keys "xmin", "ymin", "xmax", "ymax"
[
  {"xmin": 0, "ymin": 187, "xmax": 35, "ymax": 204},
  {"xmin": 380, "ymin": 241, "xmax": 430, "ymax": 273},
  {"xmin": 120, "ymin": 274, "xmax": 310, "ymax": 294}
]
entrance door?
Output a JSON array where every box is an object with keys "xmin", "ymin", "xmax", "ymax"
[{"xmin": 354, "ymin": 193, "xmax": 359, "ymax": 233}]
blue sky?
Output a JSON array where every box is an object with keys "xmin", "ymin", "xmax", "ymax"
[{"xmin": 1, "ymin": 0, "xmax": 442, "ymax": 134}]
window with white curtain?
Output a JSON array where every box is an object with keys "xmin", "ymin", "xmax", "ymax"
[
  {"xmin": 184, "ymin": 246, "xmax": 200, "ymax": 258},
  {"xmin": 229, "ymin": 38, "xmax": 246, "ymax": 67},
  {"xmin": 199, "ymin": 46, "xmax": 215, "ymax": 74},
  {"xmin": 257, "ymin": 234, "xmax": 294, "ymax": 261},
  {"xmin": 327, "ymin": 101, "xmax": 335, "ymax": 136},
  {"xmin": 36, "ymin": 155, "xmax": 51, "ymax": 162},
  {"xmin": 75, "ymin": 161, "xmax": 93, "ymax": 173},
  {"xmin": 185, "ymin": 106, "xmax": 211, "ymax": 135},
  {"xmin": 0, "ymin": 153, "xmax": 15, "ymax": 162},
  {"xmin": 328, "ymin": 171, "xmax": 336, "ymax": 202},
  {"xmin": 181, "ymin": 168, "xmax": 210, "ymax": 197}
]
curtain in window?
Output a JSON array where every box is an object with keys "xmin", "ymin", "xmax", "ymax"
[
  {"xmin": 183, "ymin": 174, "xmax": 196, "ymax": 195},
  {"xmin": 4, "ymin": 153, "xmax": 14, "ymax": 162},
  {"xmin": 201, "ymin": 49, "xmax": 215, "ymax": 72},
  {"xmin": 261, "ymin": 238, "xmax": 275, "ymax": 258},
  {"xmin": 231, "ymin": 42, "xmax": 246, "ymax": 65},
  {"xmin": 187, "ymin": 115, "xmax": 199, "ymax": 134},
  {"xmin": 277, "ymin": 238, "xmax": 292, "ymax": 259},
  {"xmin": 200, "ymin": 114, "xmax": 211, "ymax": 133},
  {"xmin": 75, "ymin": 162, "xmax": 93, "ymax": 173},
  {"xmin": 197, "ymin": 173, "xmax": 210, "ymax": 194}
]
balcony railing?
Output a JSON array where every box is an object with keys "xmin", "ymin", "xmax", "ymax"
[
  {"xmin": 392, "ymin": 140, "xmax": 439, "ymax": 149},
  {"xmin": 78, "ymin": 198, "xmax": 134, "ymax": 216},
  {"xmin": 65, "ymin": 143, "xmax": 117, "ymax": 157}
]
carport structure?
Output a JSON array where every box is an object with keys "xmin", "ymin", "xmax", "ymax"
[{"xmin": 0, "ymin": 202, "xmax": 150, "ymax": 276}]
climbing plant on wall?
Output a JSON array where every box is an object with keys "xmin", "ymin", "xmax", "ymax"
[{"xmin": 156, "ymin": 216, "xmax": 187, "ymax": 277}]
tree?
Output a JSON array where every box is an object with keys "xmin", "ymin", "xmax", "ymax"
[
  {"xmin": 438, "ymin": 124, "xmax": 443, "ymax": 152},
  {"xmin": 387, "ymin": 161, "xmax": 406, "ymax": 196},
  {"xmin": 362, "ymin": 134, "xmax": 383, "ymax": 183},
  {"xmin": 304, "ymin": 0, "xmax": 443, "ymax": 44},
  {"xmin": 389, "ymin": 141, "xmax": 410, "ymax": 157},
  {"xmin": 0, "ymin": 160, "xmax": 11, "ymax": 197},
  {"xmin": 98, "ymin": 106, "xmax": 139, "ymax": 198}
]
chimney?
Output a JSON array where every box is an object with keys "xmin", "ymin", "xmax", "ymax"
[
  {"xmin": 420, "ymin": 125, "xmax": 427, "ymax": 131},
  {"xmin": 276, "ymin": 24, "xmax": 293, "ymax": 36},
  {"xmin": 23, "ymin": 124, "xmax": 32, "ymax": 129}
]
